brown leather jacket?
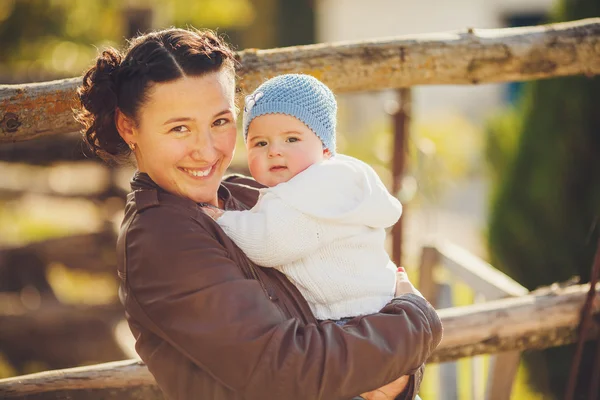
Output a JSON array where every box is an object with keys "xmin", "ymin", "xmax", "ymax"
[{"xmin": 117, "ymin": 172, "xmax": 443, "ymax": 400}]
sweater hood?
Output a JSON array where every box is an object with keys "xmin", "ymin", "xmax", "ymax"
[{"xmin": 268, "ymin": 154, "xmax": 402, "ymax": 228}]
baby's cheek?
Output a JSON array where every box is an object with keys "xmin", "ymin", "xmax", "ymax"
[
  {"xmin": 249, "ymin": 161, "xmax": 263, "ymax": 176},
  {"xmin": 246, "ymin": 154, "xmax": 261, "ymax": 173}
]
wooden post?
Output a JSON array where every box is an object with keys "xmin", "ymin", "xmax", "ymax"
[
  {"xmin": 435, "ymin": 241, "xmax": 528, "ymax": 298},
  {"xmin": 390, "ymin": 88, "xmax": 411, "ymax": 267},
  {"xmin": 123, "ymin": 7, "xmax": 153, "ymax": 39},
  {"xmin": 417, "ymin": 246, "xmax": 440, "ymax": 305},
  {"xmin": 435, "ymin": 242, "xmax": 529, "ymax": 399},
  {"xmin": 471, "ymin": 293, "xmax": 486, "ymax": 400},
  {"xmin": 486, "ymin": 351, "xmax": 521, "ymax": 400},
  {"xmin": 438, "ymin": 282, "xmax": 458, "ymax": 400}
]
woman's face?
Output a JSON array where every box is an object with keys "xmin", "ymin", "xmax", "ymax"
[{"xmin": 125, "ymin": 71, "xmax": 237, "ymax": 206}]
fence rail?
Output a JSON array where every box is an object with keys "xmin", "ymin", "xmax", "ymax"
[
  {"xmin": 0, "ymin": 283, "xmax": 597, "ymax": 399},
  {"xmin": 1, "ymin": 18, "xmax": 599, "ymax": 144}
]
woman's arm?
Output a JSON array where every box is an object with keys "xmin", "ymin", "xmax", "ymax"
[
  {"xmin": 125, "ymin": 207, "xmax": 442, "ymax": 399},
  {"xmin": 360, "ymin": 269, "xmax": 427, "ymax": 399}
]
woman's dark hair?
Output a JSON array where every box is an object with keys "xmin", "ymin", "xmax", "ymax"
[{"xmin": 75, "ymin": 28, "xmax": 237, "ymax": 163}]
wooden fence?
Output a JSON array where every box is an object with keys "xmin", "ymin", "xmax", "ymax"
[
  {"xmin": 0, "ymin": 17, "xmax": 599, "ymax": 400},
  {"xmin": 419, "ymin": 243, "xmax": 529, "ymax": 399},
  {"xmin": 1, "ymin": 18, "xmax": 599, "ymax": 143},
  {"xmin": 0, "ymin": 281, "xmax": 597, "ymax": 399}
]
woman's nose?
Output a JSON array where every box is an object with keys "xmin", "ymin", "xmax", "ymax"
[{"xmin": 190, "ymin": 131, "xmax": 217, "ymax": 161}]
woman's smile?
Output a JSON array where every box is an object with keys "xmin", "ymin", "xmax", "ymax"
[{"xmin": 180, "ymin": 164, "xmax": 215, "ymax": 178}]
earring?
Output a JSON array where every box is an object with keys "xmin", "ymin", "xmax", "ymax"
[{"xmin": 128, "ymin": 142, "xmax": 136, "ymax": 151}]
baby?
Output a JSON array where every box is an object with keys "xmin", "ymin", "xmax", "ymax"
[{"xmin": 204, "ymin": 74, "xmax": 404, "ymax": 322}]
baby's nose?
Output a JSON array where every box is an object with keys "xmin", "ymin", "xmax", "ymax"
[{"xmin": 268, "ymin": 145, "xmax": 282, "ymax": 157}]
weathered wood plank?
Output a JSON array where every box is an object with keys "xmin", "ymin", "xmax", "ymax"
[
  {"xmin": 431, "ymin": 284, "xmax": 598, "ymax": 362},
  {"xmin": 486, "ymin": 351, "xmax": 521, "ymax": 400},
  {"xmin": 0, "ymin": 284, "xmax": 596, "ymax": 399},
  {"xmin": 0, "ymin": 161, "xmax": 113, "ymax": 198},
  {"xmin": 0, "ymin": 132, "xmax": 89, "ymax": 164},
  {"xmin": 237, "ymin": 18, "xmax": 600, "ymax": 93},
  {"xmin": 437, "ymin": 283, "xmax": 458, "ymax": 400},
  {"xmin": 1, "ymin": 79, "xmax": 79, "ymax": 143},
  {"xmin": 1, "ymin": 18, "xmax": 599, "ymax": 143},
  {"xmin": 0, "ymin": 304, "xmax": 126, "ymax": 374},
  {"xmin": 417, "ymin": 246, "xmax": 440, "ymax": 306},
  {"xmin": 437, "ymin": 240, "xmax": 529, "ymax": 299},
  {"xmin": 0, "ymin": 229, "xmax": 118, "ymax": 273},
  {"xmin": 0, "ymin": 360, "xmax": 161, "ymax": 400}
]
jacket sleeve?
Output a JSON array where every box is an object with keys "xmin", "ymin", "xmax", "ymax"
[
  {"xmin": 126, "ymin": 207, "xmax": 442, "ymax": 400},
  {"xmin": 216, "ymin": 192, "xmax": 334, "ymax": 267}
]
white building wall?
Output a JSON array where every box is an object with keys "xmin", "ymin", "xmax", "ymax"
[{"xmin": 315, "ymin": 0, "xmax": 554, "ymax": 134}]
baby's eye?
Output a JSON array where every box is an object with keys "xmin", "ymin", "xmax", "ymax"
[
  {"xmin": 287, "ymin": 137, "xmax": 299, "ymax": 143},
  {"xmin": 254, "ymin": 141, "xmax": 268, "ymax": 147}
]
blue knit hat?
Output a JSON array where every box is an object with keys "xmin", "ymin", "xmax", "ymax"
[{"xmin": 243, "ymin": 74, "xmax": 337, "ymax": 155}]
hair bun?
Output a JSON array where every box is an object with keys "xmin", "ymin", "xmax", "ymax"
[{"xmin": 76, "ymin": 47, "xmax": 126, "ymax": 162}]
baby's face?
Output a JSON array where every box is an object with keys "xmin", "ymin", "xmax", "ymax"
[{"xmin": 246, "ymin": 114, "xmax": 329, "ymax": 187}]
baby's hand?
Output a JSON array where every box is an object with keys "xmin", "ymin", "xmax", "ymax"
[
  {"xmin": 395, "ymin": 267, "xmax": 424, "ymax": 298},
  {"xmin": 201, "ymin": 206, "xmax": 224, "ymax": 221}
]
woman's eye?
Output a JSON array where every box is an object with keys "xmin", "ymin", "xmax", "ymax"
[
  {"xmin": 213, "ymin": 118, "xmax": 230, "ymax": 127},
  {"xmin": 170, "ymin": 125, "xmax": 190, "ymax": 134}
]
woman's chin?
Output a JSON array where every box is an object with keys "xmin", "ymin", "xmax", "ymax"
[
  {"xmin": 185, "ymin": 188, "xmax": 218, "ymax": 205},
  {"xmin": 166, "ymin": 178, "xmax": 218, "ymax": 204}
]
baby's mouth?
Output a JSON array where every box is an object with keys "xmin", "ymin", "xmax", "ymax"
[{"xmin": 269, "ymin": 166, "xmax": 287, "ymax": 172}]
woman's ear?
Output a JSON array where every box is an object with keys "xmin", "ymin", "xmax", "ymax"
[{"xmin": 115, "ymin": 108, "xmax": 137, "ymax": 145}]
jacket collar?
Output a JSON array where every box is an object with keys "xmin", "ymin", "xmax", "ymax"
[{"xmin": 130, "ymin": 171, "xmax": 244, "ymax": 211}]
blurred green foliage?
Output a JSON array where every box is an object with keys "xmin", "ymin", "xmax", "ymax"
[
  {"xmin": 487, "ymin": 80, "xmax": 600, "ymax": 288},
  {"xmin": 0, "ymin": 0, "xmax": 255, "ymax": 83},
  {"xmin": 485, "ymin": 106, "xmax": 522, "ymax": 185},
  {"xmin": 336, "ymin": 112, "xmax": 484, "ymax": 208},
  {"xmin": 485, "ymin": 0, "xmax": 600, "ymax": 397}
]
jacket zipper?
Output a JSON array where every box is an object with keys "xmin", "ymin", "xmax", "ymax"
[
  {"xmin": 240, "ymin": 257, "xmax": 276, "ymax": 300},
  {"xmin": 240, "ymin": 257, "xmax": 297, "ymax": 319},
  {"xmin": 270, "ymin": 270, "xmax": 311, "ymax": 323}
]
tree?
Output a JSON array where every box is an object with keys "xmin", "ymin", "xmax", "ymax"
[{"xmin": 486, "ymin": 0, "xmax": 600, "ymax": 397}]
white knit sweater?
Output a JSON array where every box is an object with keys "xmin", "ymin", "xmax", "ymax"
[{"xmin": 216, "ymin": 154, "xmax": 402, "ymax": 320}]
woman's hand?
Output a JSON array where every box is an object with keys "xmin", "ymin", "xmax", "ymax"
[
  {"xmin": 395, "ymin": 267, "xmax": 424, "ymax": 298},
  {"xmin": 201, "ymin": 206, "xmax": 224, "ymax": 221},
  {"xmin": 358, "ymin": 269, "xmax": 423, "ymax": 399},
  {"xmin": 360, "ymin": 374, "xmax": 410, "ymax": 399}
]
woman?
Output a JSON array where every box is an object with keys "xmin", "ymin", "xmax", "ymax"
[{"xmin": 75, "ymin": 27, "xmax": 442, "ymax": 400}]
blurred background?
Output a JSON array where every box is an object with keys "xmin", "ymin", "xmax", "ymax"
[{"xmin": 0, "ymin": 0, "xmax": 598, "ymax": 399}]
